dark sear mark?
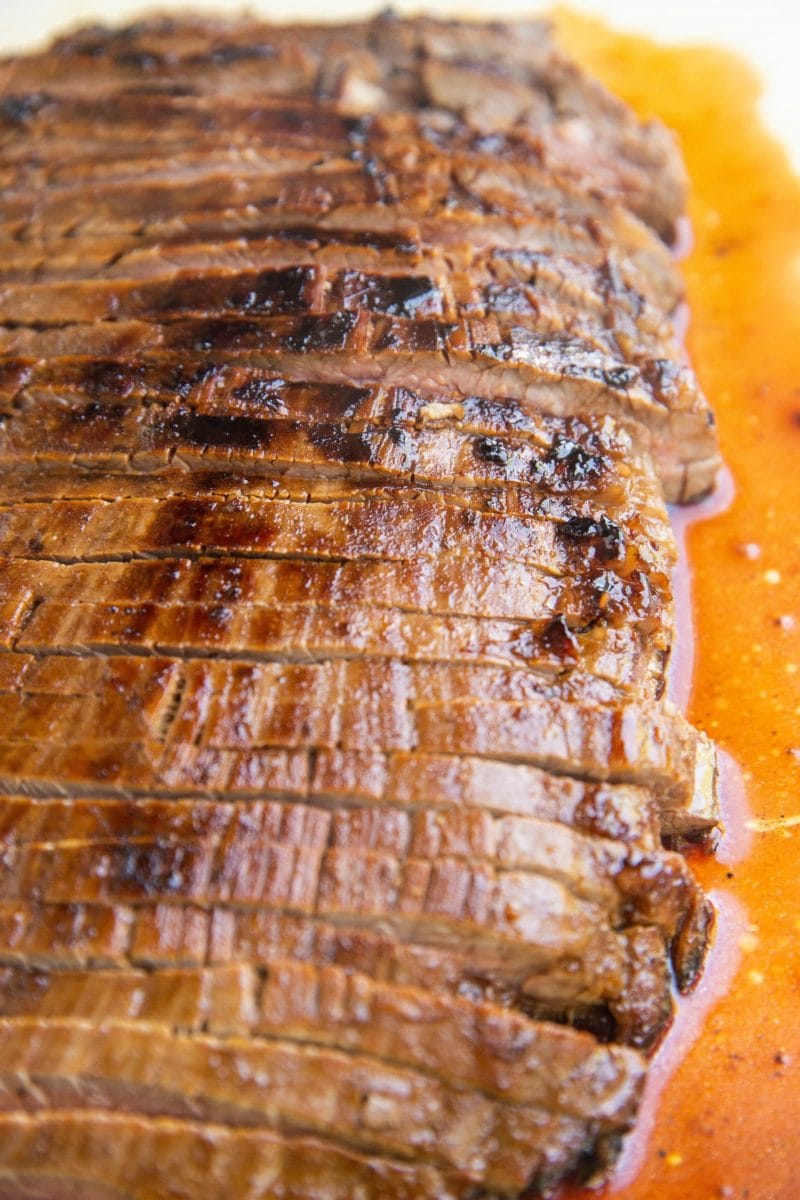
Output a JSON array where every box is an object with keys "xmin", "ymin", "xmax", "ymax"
[
  {"xmin": 558, "ymin": 514, "xmax": 625, "ymax": 562},
  {"xmin": 334, "ymin": 271, "xmax": 445, "ymax": 318},
  {"xmin": 282, "ymin": 311, "xmax": 358, "ymax": 353},
  {"xmin": 474, "ymin": 437, "xmax": 510, "ymax": 467},
  {"xmin": 0, "ymin": 92, "xmax": 50, "ymax": 126},
  {"xmin": 531, "ymin": 434, "xmax": 614, "ymax": 492},
  {"xmin": 134, "ymin": 266, "xmax": 317, "ymax": 318},
  {"xmin": 162, "ymin": 410, "xmax": 275, "ymax": 450},
  {"xmin": 69, "ymin": 399, "xmax": 129, "ymax": 426},
  {"xmin": 306, "ymin": 423, "xmax": 372, "ymax": 464}
]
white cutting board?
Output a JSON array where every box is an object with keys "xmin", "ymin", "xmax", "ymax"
[{"xmin": 2, "ymin": 0, "xmax": 799, "ymax": 170}]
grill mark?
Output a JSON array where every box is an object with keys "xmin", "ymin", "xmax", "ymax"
[
  {"xmin": 2, "ymin": 200, "xmax": 671, "ymax": 313},
  {"xmin": 163, "ymin": 411, "xmax": 276, "ymax": 450}
]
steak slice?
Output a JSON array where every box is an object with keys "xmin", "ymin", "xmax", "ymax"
[
  {"xmin": 0, "ymin": 796, "xmax": 699, "ymax": 935},
  {"xmin": 0, "ymin": 962, "xmax": 644, "ymax": 1121},
  {"xmin": 0, "ymin": 236, "xmax": 680, "ymax": 366},
  {"xmin": 0, "ymin": 1015, "xmax": 610, "ymax": 1191},
  {"xmin": 0, "ymin": 12, "xmax": 686, "ymax": 238},
  {"xmin": 0, "ymin": 256, "xmax": 683, "ymax": 376},
  {"xmin": 0, "ymin": 893, "xmax": 678, "ymax": 1049},
  {"xmin": 0, "ymin": 320, "xmax": 716, "ymax": 501},
  {"xmin": 0, "ymin": 1110, "xmax": 491, "ymax": 1200},
  {"xmin": 0, "ymin": 759, "xmax": 661, "ymax": 845},
  {"xmin": 0, "ymin": 653, "xmax": 711, "ymax": 795}
]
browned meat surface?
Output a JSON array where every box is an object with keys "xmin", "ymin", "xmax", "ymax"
[
  {"xmin": 0, "ymin": 1111, "xmax": 572, "ymax": 1200},
  {"xmin": 0, "ymin": 13, "xmax": 720, "ymax": 1199},
  {"xmin": 0, "ymin": 12, "xmax": 686, "ymax": 238},
  {"xmin": 0, "ymin": 321, "xmax": 716, "ymax": 502}
]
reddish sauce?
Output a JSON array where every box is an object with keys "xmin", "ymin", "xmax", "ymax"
[{"xmin": 552, "ymin": 12, "xmax": 800, "ymax": 1200}]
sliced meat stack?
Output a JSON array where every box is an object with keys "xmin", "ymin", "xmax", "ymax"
[{"xmin": 0, "ymin": 12, "xmax": 721, "ymax": 1199}]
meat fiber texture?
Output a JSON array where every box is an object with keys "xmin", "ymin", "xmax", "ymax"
[{"xmin": 0, "ymin": 12, "xmax": 721, "ymax": 1199}]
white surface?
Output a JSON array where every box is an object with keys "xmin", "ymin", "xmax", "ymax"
[{"xmin": 2, "ymin": 1, "xmax": 799, "ymax": 169}]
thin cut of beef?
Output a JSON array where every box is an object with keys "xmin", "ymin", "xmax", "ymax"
[
  {"xmin": 0, "ymin": 12, "xmax": 687, "ymax": 239},
  {"xmin": 0, "ymin": 13, "xmax": 721, "ymax": 1198}
]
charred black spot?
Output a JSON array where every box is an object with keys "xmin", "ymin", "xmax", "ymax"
[
  {"xmin": 230, "ymin": 376, "xmax": 287, "ymax": 410},
  {"xmin": 167, "ymin": 363, "xmax": 220, "ymax": 400},
  {"xmin": 123, "ymin": 82, "xmax": 196, "ymax": 98},
  {"xmin": 167, "ymin": 411, "xmax": 273, "ymax": 450},
  {"xmin": 601, "ymin": 364, "xmax": 639, "ymax": 390},
  {"xmin": 70, "ymin": 399, "xmax": 128, "ymax": 425},
  {"xmin": 208, "ymin": 42, "xmax": 278, "ymax": 65},
  {"xmin": 343, "ymin": 114, "xmax": 371, "ymax": 143},
  {"xmin": 190, "ymin": 471, "xmax": 249, "ymax": 493},
  {"xmin": 283, "ymin": 311, "xmax": 357, "ymax": 353},
  {"xmin": 170, "ymin": 318, "xmax": 263, "ymax": 353},
  {"xmin": 116, "ymin": 842, "xmax": 186, "ymax": 897},
  {"xmin": 0, "ymin": 92, "xmax": 49, "ymax": 125},
  {"xmin": 114, "ymin": 50, "xmax": 163, "ymax": 71},
  {"xmin": 151, "ymin": 499, "xmax": 208, "ymax": 549},
  {"xmin": 532, "ymin": 434, "xmax": 613, "ymax": 492},
  {"xmin": 76, "ymin": 360, "xmax": 144, "ymax": 400},
  {"xmin": 306, "ymin": 423, "xmax": 371, "ymax": 463},
  {"xmin": 338, "ymin": 271, "xmax": 443, "ymax": 318},
  {"xmin": 207, "ymin": 604, "xmax": 233, "ymax": 626},
  {"xmin": 235, "ymin": 268, "xmax": 314, "ymax": 314},
  {"xmin": 474, "ymin": 437, "xmax": 510, "ymax": 467},
  {"xmin": 373, "ymin": 317, "xmax": 447, "ymax": 354},
  {"xmin": 145, "ymin": 267, "xmax": 314, "ymax": 318},
  {"xmin": 558, "ymin": 515, "xmax": 625, "ymax": 562},
  {"xmin": 565, "ymin": 1004, "xmax": 618, "ymax": 1045}
]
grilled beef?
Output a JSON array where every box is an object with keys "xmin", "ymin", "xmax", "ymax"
[
  {"xmin": 0, "ymin": 12, "xmax": 686, "ymax": 239},
  {"xmin": 0, "ymin": 13, "xmax": 721, "ymax": 1198}
]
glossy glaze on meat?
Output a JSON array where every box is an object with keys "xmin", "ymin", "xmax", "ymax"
[{"xmin": 0, "ymin": 13, "xmax": 720, "ymax": 1198}]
